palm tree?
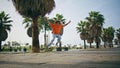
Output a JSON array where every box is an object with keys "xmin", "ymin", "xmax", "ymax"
[
  {"xmin": 86, "ymin": 11, "xmax": 105, "ymax": 48},
  {"xmin": 116, "ymin": 28, "xmax": 120, "ymax": 45},
  {"xmin": 86, "ymin": 22, "xmax": 93, "ymax": 48},
  {"xmin": 76, "ymin": 21, "xmax": 88, "ymax": 49},
  {"xmin": 38, "ymin": 17, "xmax": 51, "ymax": 48},
  {"xmin": 0, "ymin": 11, "xmax": 12, "ymax": 51},
  {"xmin": 101, "ymin": 28, "xmax": 108, "ymax": 48},
  {"xmin": 87, "ymin": 36, "xmax": 94, "ymax": 48},
  {"xmin": 23, "ymin": 17, "xmax": 33, "ymax": 37},
  {"xmin": 23, "ymin": 17, "xmax": 50, "ymax": 36},
  {"xmin": 12, "ymin": 0, "xmax": 55, "ymax": 53},
  {"xmin": 102, "ymin": 27, "xmax": 115, "ymax": 48},
  {"xmin": 23, "ymin": 17, "xmax": 51, "ymax": 49},
  {"xmin": 106, "ymin": 26, "xmax": 115, "ymax": 48},
  {"xmin": 114, "ymin": 38, "xmax": 118, "ymax": 45}
]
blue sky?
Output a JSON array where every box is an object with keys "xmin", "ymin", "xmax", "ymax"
[{"xmin": 0, "ymin": 0, "xmax": 120, "ymax": 46}]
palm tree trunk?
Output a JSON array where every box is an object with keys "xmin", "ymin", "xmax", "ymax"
[
  {"xmin": 44, "ymin": 32, "xmax": 47, "ymax": 48},
  {"xmin": 32, "ymin": 17, "xmax": 40, "ymax": 53},
  {"xmin": 109, "ymin": 42, "xmax": 112, "ymax": 48},
  {"xmin": 0, "ymin": 41, "xmax": 2, "ymax": 51},
  {"xmin": 111, "ymin": 43, "xmax": 113, "ymax": 47},
  {"xmin": 90, "ymin": 43, "xmax": 92, "ymax": 48},
  {"xmin": 84, "ymin": 40, "xmax": 86, "ymax": 49},
  {"xmin": 104, "ymin": 42, "xmax": 106, "ymax": 48},
  {"xmin": 44, "ymin": 25, "xmax": 47, "ymax": 48},
  {"xmin": 96, "ymin": 42, "xmax": 99, "ymax": 48}
]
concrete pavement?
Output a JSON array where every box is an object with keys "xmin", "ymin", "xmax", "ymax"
[{"xmin": 0, "ymin": 48, "xmax": 120, "ymax": 68}]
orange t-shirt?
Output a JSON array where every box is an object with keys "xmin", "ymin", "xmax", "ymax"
[{"xmin": 50, "ymin": 23, "xmax": 64, "ymax": 34}]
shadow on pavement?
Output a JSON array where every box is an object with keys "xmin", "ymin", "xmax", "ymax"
[
  {"xmin": 0, "ymin": 61, "xmax": 47, "ymax": 65},
  {"xmin": 72, "ymin": 60, "xmax": 120, "ymax": 68},
  {"xmin": 0, "ymin": 60, "xmax": 120, "ymax": 68}
]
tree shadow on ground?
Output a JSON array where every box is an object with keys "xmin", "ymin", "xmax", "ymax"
[
  {"xmin": 73, "ymin": 61, "xmax": 120, "ymax": 68},
  {"xmin": 0, "ymin": 61, "xmax": 47, "ymax": 65},
  {"xmin": 0, "ymin": 60, "xmax": 120, "ymax": 68}
]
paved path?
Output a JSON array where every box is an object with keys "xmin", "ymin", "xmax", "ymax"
[{"xmin": 0, "ymin": 48, "xmax": 120, "ymax": 68}]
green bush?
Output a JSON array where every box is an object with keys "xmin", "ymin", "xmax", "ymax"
[{"xmin": 45, "ymin": 47, "xmax": 54, "ymax": 52}]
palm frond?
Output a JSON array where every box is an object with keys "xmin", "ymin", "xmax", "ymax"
[
  {"xmin": 12, "ymin": 0, "xmax": 55, "ymax": 17},
  {"xmin": 0, "ymin": 11, "xmax": 13, "ymax": 32}
]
